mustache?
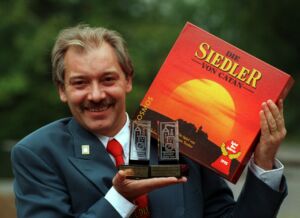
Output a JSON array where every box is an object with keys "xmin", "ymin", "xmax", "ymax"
[{"xmin": 81, "ymin": 98, "xmax": 116, "ymax": 110}]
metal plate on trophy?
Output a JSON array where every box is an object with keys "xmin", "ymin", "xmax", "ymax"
[{"xmin": 150, "ymin": 164, "xmax": 182, "ymax": 178}]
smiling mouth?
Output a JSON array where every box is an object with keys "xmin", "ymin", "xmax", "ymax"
[
  {"xmin": 87, "ymin": 105, "xmax": 111, "ymax": 112},
  {"xmin": 82, "ymin": 99, "xmax": 116, "ymax": 113}
]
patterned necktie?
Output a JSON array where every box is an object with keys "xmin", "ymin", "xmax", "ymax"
[{"xmin": 106, "ymin": 139, "xmax": 150, "ymax": 218}]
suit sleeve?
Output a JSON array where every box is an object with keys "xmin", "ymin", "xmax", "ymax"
[
  {"xmin": 11, "ymin": 144, "xmax": 121, "ymax": 218},
  {"xmin": 201, "ymin": 166, "xmax": 287, "ymax": 218}
]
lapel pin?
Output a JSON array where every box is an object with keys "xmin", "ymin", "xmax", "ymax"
[{"xmin": 81, "ymin": 145, "xmax": 90, "ymax": 155}]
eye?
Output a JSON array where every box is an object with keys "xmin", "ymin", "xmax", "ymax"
[
  {"xmin": 69, "ymin": 79, "xmax": 88, "ymax": 88},
  {"xmin": 102, "ymin": 75, "xmax": 117, "ymax": 86}
]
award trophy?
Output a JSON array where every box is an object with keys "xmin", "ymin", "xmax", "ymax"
[
  {"xmin": 119, "ymin": 120, "xmax": 151, "ymax": 179},
  {"xmin": 120, "ymin": 120, "xmax": 186, "ymax": 179},
  {"xmin": 150, "ymin": 121, "xmax": 182, "ymax": 177}
]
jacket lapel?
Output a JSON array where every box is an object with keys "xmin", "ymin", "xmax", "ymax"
[{"xmin": 67, "ymin": 118, "xmax": 117, "ymax": 195}]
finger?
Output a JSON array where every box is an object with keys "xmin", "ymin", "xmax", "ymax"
[
  {"xmin": 267, "ymin": 99, "xmax": 284, "ymax": 130},
  {"xmin": 277, "ymin": 99, "xmax": 287, "ymax": 137},
  {"xmin": 277, "ymin": 99, "xmax": 286, "ymax": 130},
  {"xmin": 276, "ymin": 99, "xmax": 286, "ymax": 131},
  {"xmin": 145, "ymin": 177, "xmax": 186, "ymax": 187},
  {"xmin": 262, "ymin": 101, "xmax": 277, "ymax": 133},
  {"xmin": 135, "ymin": 176, "xmax": 187, "ymax": 191},
  {"xmin": 260, "ymin": 109, "xmax": 270, "ymax": 136},
  {"xmin": 278, "ymin": 99, "xmax": 284, "ymax": 117},
  {"xmin": 113, "ymin": 170, "xmax": 127, "ymax": 186}
]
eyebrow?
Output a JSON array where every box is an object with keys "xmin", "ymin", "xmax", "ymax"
[{"xmin": 68, "ymin": 71, "xmax": 120, "ymax": 80}]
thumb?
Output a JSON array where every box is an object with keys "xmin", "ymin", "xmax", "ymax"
[{"xmin": 112, "ymin": 170, "xmax": 127, "ymax": 186}]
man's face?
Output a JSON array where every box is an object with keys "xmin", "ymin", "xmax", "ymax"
[{"xmin": 59, "ymin": 42, "xmax": 132, "ymax": 136}]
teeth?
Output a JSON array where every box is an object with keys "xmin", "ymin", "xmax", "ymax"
[{"xmin": 88, "ymin": 105, "xmax": 110, "ymax": 112}]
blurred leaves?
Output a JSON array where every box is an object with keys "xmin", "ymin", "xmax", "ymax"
[{"xmin": 0, "ymin": 0, "xmax": 299, "ymax": 143}]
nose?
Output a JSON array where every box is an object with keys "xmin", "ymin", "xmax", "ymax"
[{"xmin": 87, "ymin": 82, "xmax": 106, "ymax": 102}]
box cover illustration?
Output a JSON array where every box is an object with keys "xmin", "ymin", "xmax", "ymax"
[{"xmin": 134, "ymin": 22, "xmax": 294, "ymax": 183}]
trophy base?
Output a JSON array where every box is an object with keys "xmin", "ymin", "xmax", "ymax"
[
  {"xmin": 119, "ymin": 165, "xmax": 149, "ymax": 179},
  {"xmin": 119, "ymin": 164, "xmax": 189, "ymax": 179},
  {"xmin": 150, "ymin": 164, "xmax": 182, "ymax": 178}
]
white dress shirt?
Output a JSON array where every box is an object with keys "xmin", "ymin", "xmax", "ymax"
[{"xmin": 98, "ymin": 113, "xmax": 284, "ymax": 218}]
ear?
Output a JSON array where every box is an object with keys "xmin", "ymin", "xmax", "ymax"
[
  {"xmin": 125, "ymin": 76, "xmax": 132, "ymax": 93},
  {"xmin": 58, "ymin": 85, "xmax": 67, "ymax": 103}
]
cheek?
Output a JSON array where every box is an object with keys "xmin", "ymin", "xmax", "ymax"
[
  {"xmin": 106, "ymin": 86, "xmax": 125, "ymax": 98},
  {"xmin": 65, "ymin": 90, "xmax": 87, "ymax": 105},
  {"xmin": 115, "ymin": 89, "xmax": 128, "ymax": 102}
]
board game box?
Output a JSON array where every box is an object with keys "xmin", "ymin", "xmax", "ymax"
[{"xmin": 134, "ymin": 22, "xmax": 294, "ymax": 183}]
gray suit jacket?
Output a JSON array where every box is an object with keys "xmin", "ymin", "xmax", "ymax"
[{"xmin": 11, "ymin": 118, "xmax": 287, "ymax": 218}]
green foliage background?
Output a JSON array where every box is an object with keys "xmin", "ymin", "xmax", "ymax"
[{"xmin": 1, "ymin": 0, "xmax": 299, "ymax": 177}]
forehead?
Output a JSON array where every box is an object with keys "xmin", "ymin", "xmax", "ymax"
[
  {"xmin": 64, "ymin": 42, "xmax": 122, "ymax": 75},
  {"xmin": 65, "ymin": 41, "xmax": 117, "ymax": 63}
]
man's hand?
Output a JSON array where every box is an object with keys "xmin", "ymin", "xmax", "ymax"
[
  {"xmin": 254, "ymin": 99, "xmax": 287, "ymax": 170},
  {"xmin": 112, "ymin": 170, "xmax": 187, "ymax": 201}
]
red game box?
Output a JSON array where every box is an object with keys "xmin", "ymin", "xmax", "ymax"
[{"xmin": 134, "ymin": 22, "xmax": 294, "ymax": 183}]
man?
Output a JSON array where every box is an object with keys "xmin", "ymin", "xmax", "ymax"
[{"xmin": 11, "ymin": 24, "xmax": 287, "ymax": 218}]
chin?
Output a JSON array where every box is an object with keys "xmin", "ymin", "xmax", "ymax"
[{"xmin": 85, "ymin": 120, "xmax": 113, "ymax": 135}]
